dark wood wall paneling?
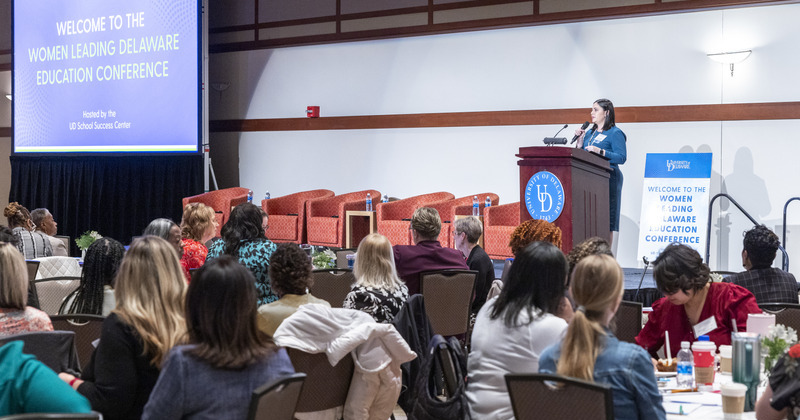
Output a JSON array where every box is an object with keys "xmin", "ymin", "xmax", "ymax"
[
  {"xmin": 209, "ymin": 0, "xmax": 800, "ymax": 53},
  {"xmin": 209, "ymin": 102, "xmax": 800, "ymax": 133}
]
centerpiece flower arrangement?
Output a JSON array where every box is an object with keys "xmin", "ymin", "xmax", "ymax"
[
  {"xmin": 311, "ymin": 248, "xmax": 336, "ymax": 269},
  {"xmin": 76, "ymin": 230, "xmax": 102, "ymax": 252},
  {"xmin": 762, "ymin": 324, "xmax": 798, "ymax": 378}
]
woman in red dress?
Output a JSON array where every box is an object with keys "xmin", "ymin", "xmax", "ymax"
[{"xmin": 179, "ymin": 203, "xmax": 218, "ymax": 280}]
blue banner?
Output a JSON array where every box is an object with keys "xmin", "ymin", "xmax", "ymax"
[{"xmin": 644, "ymin": 153, "xmax": 712, "ymax": 179}]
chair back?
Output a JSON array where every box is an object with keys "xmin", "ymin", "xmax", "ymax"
[
  {"xmin": 760, "ymin": 302, "xmax": 800, "ymax": 333},
  {"xmin": 247, "ymin": 373, "xmax": 306, "ymax": 420},
  {"xmin": 54, "ymin": 235, "xmax": 72, "ymax": 256},
  {"xmin": 50, "ymin": 314, "xmax": 105, "ymax": 368},
  {"xmin": 0, "ymin": 331, "xmax": 80, "ymax": 374},
  {"xmin": 33, "ymin": 256, "xmax": 82, "ymax": 279},
  {"xmin": 32, "ymin": 277, "xmax": 81, "ymax": 315},
  {"xmin": 287, "ymin": 349, "xmax": 354, "ymax": 413},
  {"xmin": 610, "ymin": 300, "xmax": 643, "ymax": 344},
  {"xmin": 420, "ymin": 270, "xmax": 477, "ymax": 337},
  {"xmin": 335, "ymin": 250, "xmax": 356, "ymax": 269},
  {"xmin": 505, "ymin": 373, "xmax": 614, "ymax": 420},
  {"xmin": 310, "ymin": 269, "xmax": 355, "ymax": 308},
  {"xmin": 0, "ymin": 413, "xmax": 101, "ymax": 419}
]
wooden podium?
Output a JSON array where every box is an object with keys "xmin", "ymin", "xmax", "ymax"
[{"xmin": 517, "ymin": 146, "xmax": 611, "ymax": 251}]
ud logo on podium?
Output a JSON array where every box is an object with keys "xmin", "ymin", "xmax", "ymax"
[{"xmin": 524, "ymin": 171, "xmax": 565, "ymax": 222}]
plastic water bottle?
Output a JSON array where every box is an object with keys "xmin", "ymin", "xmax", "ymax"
[
  {"xmin": 676, "ymin": 341, "xmax": 694, "ymax": 389},
  {"xmin": 247, "ymin": 190, "xmax": 253, "ymax": 203},
  {"xmin": 382, "ymin": 194, "xmax": 389, "ymax": 203},
  {"xmin": 366, "ymin": 193, "xmax": 373, "ymax": 212},
  {"xmin": 485, "ymin": 196, "xmax": 492, "ymax": 208},
  {"xmin": 472, "ymin": 196, "xmax": 479, "ymax": 216},
  {"xmin": 264, "ymin": 191, "xmax": 270, "ymax": 200}
]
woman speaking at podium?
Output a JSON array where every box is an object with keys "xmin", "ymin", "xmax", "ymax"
[{"xmin": 574, "ymin": 98, "xmax": 627, "ymax": 249}]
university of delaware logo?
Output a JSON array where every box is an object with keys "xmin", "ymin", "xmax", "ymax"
[{"xmin": 524, "ymin": 171, "xmax": 565, "ymax": 221}]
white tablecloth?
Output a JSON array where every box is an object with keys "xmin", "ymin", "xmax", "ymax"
[{"xmin": 661, "ymin": 373, "xmax": 758, "ymax": 419}]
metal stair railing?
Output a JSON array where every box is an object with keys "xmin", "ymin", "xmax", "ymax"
[{"xmin": 705, "ymin": 193, "xmax": 788, "ymax": 271}]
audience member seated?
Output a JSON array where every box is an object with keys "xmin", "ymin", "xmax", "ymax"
[
  {"xmin": 453, "ymin": 217, "xmax": 494, "ymax": 315},
  {"xmin": 508, "ymin": 218, "xmax": 562, "ymax": 256},
  {"xmin": 0, "ymin": 243, "xmax": 53, "ymax": 336},
  {"xmin": 393, "ymin": 207, "xmax": 468, "ymax": 295},
  {"xmin": 506, "ymin": 219, "xmax": 573, "ymax": 321},
  {"xmin": 344, "ymin": 233, "xmax": 409, "ymax": 323},
  {"xmin": 466, "ymin": 241, "xmax": 569, "ymax": 419},
  {"xmin": 30, "ymin": 208, "xmax": 68, "ymax": 257},
  {"xmin": 636, "ymin": 243, "xmax": 761, "ymax": 358},
  {"xmin": 0, "ymin": 341, "xmax": 91, "ymax": 416},
  {"xmin": 257, "ymin": 243, "xmax": 330, "ymax": 336},
  {"xmin": 207, "ymin": 203, "xmax": 279, "ymax": 306},
  {"xmin": 566, "ymin": 236, "xmax": 612, "ymax": 275},
  {"xmin": 60, "ymin": 238, "xmax": 125, "ymax": 316},
  {"xmin": 725, "ymin": 225, "xmax": 798, "ymax": 304},
  {"xmin": 143, "ymin": 256, "xmax": 295, "ymax": 419},
  {"xmin": 3, "ymin": 202, "xmax": 52, "ymax": 259},
  {"xmin": 58, "ymin": 236, "xmax": 187, "ymax": 420},
  {"xmin": 179, "ymin": 203, "xmax": 218, "ymax": 276},
  {"xmin": 756, "ymin": 342, "xmax": 800, "ymax": 420},
  {"xmin": 540, "ymin": 254, "xmax": 666, "ymax": 420},
  {"xmin": 144, "ymin": 217, "xmax": 187, "ymax": 281}
]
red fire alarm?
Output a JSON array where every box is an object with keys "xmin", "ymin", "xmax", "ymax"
[{"xmin": 306, "ymin": 106, "xmax": 320, "ymax": 118}]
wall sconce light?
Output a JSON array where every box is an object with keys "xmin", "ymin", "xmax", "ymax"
[
  {"xmin": 4, "ymin": 94, "xmax": 10, "ymax": 101},
  {"xmin": 707, "ymin": 50, "xmax": 751, "ymax": 76}
]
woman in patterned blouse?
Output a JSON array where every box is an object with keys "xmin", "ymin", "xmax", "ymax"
[
  {"xmin": 179, "ymin": 203, "xmax": 218, "ymax": 279},
  {"xmin": 344, "ymin": 233, "xmax": 408, "ymax": 323},
  {"xmin": 206, "ymin": 203, "xmax": 278, "ymax": 305},
  {"xmin": 0, "ymin": 243, "xmax": 53, "ymax": 336}
]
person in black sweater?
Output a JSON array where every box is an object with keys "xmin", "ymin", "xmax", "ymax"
[
  {"xmin": 58, "ymin": 236, "xmax": 187, "ymax": 420},
  {"xmin": 454, "ymin": 217, "xmax": 495, "ymax": 314}
]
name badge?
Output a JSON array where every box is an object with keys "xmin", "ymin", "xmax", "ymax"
[
  {"xmin": 693, "ymin": 316, "xmax": 718, "ymax": 338},
  {"xmin": 595, "ymin": 134, "xmax": 607, "ymax": 142}
]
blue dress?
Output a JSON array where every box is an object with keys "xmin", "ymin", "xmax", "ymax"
[
  {"xmin": 206, "ymin": 239, "xmax": 279, "ymax": 305},
  {"xmin": 583, "ymin": 125, "xmax": 627, "ymax": 231},
  {"xmin": 539, "ymin": 331, "xmax": 665, "ymax": 420}
]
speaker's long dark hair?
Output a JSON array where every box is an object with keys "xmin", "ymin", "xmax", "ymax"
[
  {"xmin": 490, "ymin": 241, "xmax": 567, "ymax": 328},
  {"xmin": 186, "ymin": 255, "xmax": 276, "ymax": 369},
  {"xmin": 221, "ymin": 203, "xmax": 266, "ymax": 256},
  {"xmin": 594, "ymin": 98, "xmax": 616, "ymax": 131}
]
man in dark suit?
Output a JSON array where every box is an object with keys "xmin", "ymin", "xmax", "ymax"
[
  {"xmin": 726, "ymin": 225, "xmax": 798, "ymax": 304},
  {"xmin": 393, "ymin": 207, "xmax": 468, "ymax": 295}
]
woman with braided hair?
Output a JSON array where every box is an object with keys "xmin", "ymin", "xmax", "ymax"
[
  {"xmin": 539, "ymin": 254, "xmax": 665, "ymax": 420},
  {"xmin": 3, "ymin": 202, "xmax": 52, "ymax": 259},
  {"xmin": 60, "ymin": 238, "xmax": 125, "ymax": 316}
]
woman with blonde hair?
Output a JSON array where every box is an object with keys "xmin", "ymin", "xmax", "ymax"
[
  {"xmin": 179, "ymin": 202, "xmax": 218, "ymax": 276},
  {"xmin": 0, "ymin": 243, "xmax": 52, "ymax": 336},
  {"xmin": 344, "ymin": 233, "xmax": 408, "ymax": 323},
  {"xmin": 539, "ymin": 254, "xmax": 665, "ymax": 420},
  {"xmin": 58, "ymin": 236, "xmax": 187, "ymax": 420}
]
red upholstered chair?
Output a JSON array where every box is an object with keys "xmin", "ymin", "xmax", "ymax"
[
  {"xmin": 262, "ymin": 189, "xmax": 335, "ymax": 244},
  {"xmin": 182, "ymin": 187, "xmax": 250, "ymax": 237},
  {"xmin": 483, "ymin": 202, "xmax": 520, "ymax": 260},
  {"xmin": 430, "ymin": 193, "xmax": 500, "ymax": 248},
  {"xmin": 376, "ymin": 192, "xmax": 455, "ymax": 247},
  {"xmin": 306, "ymin": 190, "xmax": 381, "ymax": 248}
]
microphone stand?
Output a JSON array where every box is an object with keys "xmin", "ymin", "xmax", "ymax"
[{"xmin": 634, "ymin": 256, "xmax": 650, "ymax": 302}]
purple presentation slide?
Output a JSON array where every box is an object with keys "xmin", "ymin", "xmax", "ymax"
[{"xmin": 13, "ymin": 0, "xmax": 200, "ymax": 153}]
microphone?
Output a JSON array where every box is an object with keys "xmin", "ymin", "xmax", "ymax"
[
  {"xmin": 543, "ymin": 124, "xmax": 569, "ymax": 146},
  {"xmin": 634, "ymin": 256, "xmax": 651, "ymax": 302},
  {"xmin": 571, "ymin": 121, "xmax": 591, "ymax": 144}
]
